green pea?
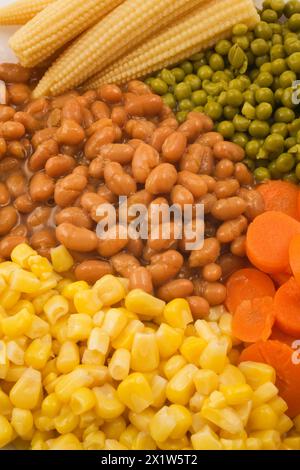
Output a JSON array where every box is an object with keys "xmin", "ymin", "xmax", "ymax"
[
  {"xmin": 283, "ymin": 172, "xmax": 298, "ymax": 184},
  {"xmin": 251, "ymin": 38, "xmax": 270, "ymax": 56},
  {"xmin": 271, "ymin": 122, "xmax": 289, "ymax": 138},
  {"xmin": 249, "ymin": 120, "xmax": 270, "ymax": 138},
  {"xmin": 246, "ymin": 50, "xmax": 256, "ymax": 66},
  {"xmin": 287, "ymin": 52, "xmax": 300, "ymax": 72},
  {"xmin": 243, "ymin": 90, "xmax": 255, "ymax": 106},
  {"xmin": 255, "ymin": 87, "xmax": 274, "ymax": 104},
  {"xmin": 254, "ymin": 167, "xmax": 271, "ymax": 181},
  {"xmin": 244, "ymin": 159, "xmax": 256, "ymax": 171},
  {"xmin": 268, "ymin": 161, "xmax": 282, "ymax": 179},
  {"xmin": 224, "ymin": 105, "xmax": 239, "ymax": 120},
  {"xmin": 215, "ymin": 39, "xmax": 232, "ymax": 56},
  {"xmin": 150, "ymin": 78, "xmax": 169, "ymax": 96},
  {"xmin": 261, "ymin": 9, "xmax": 278, "ymax": 23},
  {"xmin": 232, "ymin": 23, "xmax": 248, "ymax": 36},
  {"xmin": 212, "ymin": 71, "xmax": 229, "ymax": 83},
  {"xmin": 239, "ymin": 75, "xmax": 251, "ymax": 89},
  {"xmin": 197, "ymin": 65, "xmax": 213, "ymax": 81},
  {"xmin": 296, "ymin": 162, "xmax": 300, "ymax": 179},
  {"xmin": 260, "ymin": 62, "xmax": 272, "ymax": 73},
  {"xmin": 256, "ymin": 72, "xmax": 273, "ymax": 87},
  {"xmin": 232, "ymin": 133, "xmax": 249, "ymax": 148},
  {"xmin": 226, "ymin": 89, "xmax": 243, "ymax": 107},
  {"xmin": 290, "ymin": 119, "xmax": 300, "ymax": 136},
  {"xmin": 174, "ymin": 82, "xmax": 192, "ymax": 101},
  {"xmin": 180, "ymin": 61, "xmax": 193, "ymax": 75},
  {"xmin": 250, "ymin": 69, "xmax": 260, "ymax": 81},
  {"xmin": 190, "ymin": 52, "xmax": 205, "ymax": 62},
  {"xmin": 270, "ymin": 44, "xmax": 286, "ymax": 60},
  {"xmin": 255, "ymin": 55, "xmax": 270, "ymax": 68},
  {"xmin": 233, "ymin": 36, "xmax": 250, "ymax": 50},
  {"xmin": 184, "ymin": 74, "xmax": 201, "ymax": 91},
  {"xmin": 281, "ymin": 88, "xmax": 296, "ymax": 108},
  {"xmin": 191, "ymin": 90, "xmax": 207, "ymax": 106},
  {"xmin": 193, "ymin": 106, "xmax": 205, "ymax": 113},
  {"xmin": 171, "ymin": 68, "xmax": 185, "ymax": 83},
  {"xmin": 162, "ymin": 93, "xmax": 176, "ymax": 109},
  {"xmin": 271, "ymin": 58, "xmax": 287, "ymax": 76},
  {"xmin": 279, "ymin": 70, "xmax": 297, "ymax": 88},
  {"xmin": 264, "ymin": 133, "xmax": 285, "ymax": 153},
  {"xmin": 284, "ymin": 37, "xmax": 300, "ymax": 54},
  {"xmin": 270, "ymin": 23, "xmax": 282, "ymax": 34},
  {"xmin": 176, "ymin": 111, "xmax": 189, "ymax": 124},
  {"xmin": 204, "ymin": 102, "xmax": 223, "ymax": 120},
  {"xmin": 263, "ymin": 0, "xmax": 272, "ymax": 9},
  {"xmin": 179, "ymin": 99, "xmax": 194, "ymax": 112},
  {"xmin": 275, "ymin": 88, "xmax": 285, "ymax": 104},
  {"xmin": 256, "ymin": 102, "xmax": 273, "ymax": 120},
  {"xmin": 254, "ymin": 21, "xmax": 273, "ymax": 40},
  {"xmin": 242, "ymin": 102, "xmax": 256, "ymax": 120},
  {"xmin": 233, "ymin": 115, "xmax": 250, "ymax": 132},
  {"xmin": 160, "ymin": 69, "xmax": 175, "ymax": 86},
  {"xmin": 272, "ymin": 34, "xmax": 283, "ymax": 45},
  {"xmin": 217, "ymin": 121, "xmax": 235, "ymax": 139},
  {"xmin": 289, "ymin": 13, "xmax": 300, "ymax": 31},
  {"xmin": 209, "ymin": 53, "xmax": 225, "ymax": 71},
  {"xmin": 203, "ymin": 81, "xmax": 223, "ymax": 96},
  {"xmin": 256, "ymin": 148, "xmax": 269, "ymax": 161},
  {"xmin": 193, "ymin": 60, "xmax": 206, "ymax": 72},
  {"xmin": 246, "ymin": 140, "xmax": 261, "ymax": 159},
  {"xmin": 274, "ymin": 107, "xmax": 296, "ymax": 123},
  {"xmin": 284, "ymin": 0, "xmax": 300, "ymax": 18},
  {"xmin": 270, "ymin": 0, "xmax": 285, "ymax": 12},
  {"xmin": 218, "ymin": 91, "xmax": 228, "ymax": 106},
  {"xmin": 285, "ymin": 137, "xmax": 297, "ymax": 149}
]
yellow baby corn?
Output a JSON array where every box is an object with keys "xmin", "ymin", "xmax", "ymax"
[
  {"xmin": 87, "ymin": 0, "xmax": 259, "ymax": 88},
  {"xmin": 0, "ymin": 0, "xmax": 55, "ymax": 25}
]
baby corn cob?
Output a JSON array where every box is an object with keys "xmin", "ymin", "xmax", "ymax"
[
  {"xmin": 9, "ymin": 0, "xmax": 124, "ymax": 67},
  {"xmin": 32, "ymin": 0, "xmax": 209, "ymax": 98},
  {"xmin": 86, "ymin": 0, "xmax": 259, "ymax": 88},
  {"xmin": 0, "ymin": 0, "xmax": 55, "ymax": 25}
]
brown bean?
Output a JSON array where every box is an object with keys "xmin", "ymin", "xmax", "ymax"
[
  {"xmin": 56, "ymin": 223, "xmax": 98, "ymax": 253},
  {"xmin": 146, "ymin": 222, "xmax": 179, "ymax": 252},
  {"xmin": 11, "ymin": 224, "xmax": 28, "ymax": 237},
  {"xmin": 30, "ymin": 229, "xmax": 57, "ymax": 258},
  {"xmin": 104, "ymin": 162, "xmax": 137, "ymax": 196},
  {"xmin": 177, "ymin": 171, "xmax": 208, "ymax": 199},
  {"xmin": 145, "ymin": 163, "xmax": 177, "ymax": 195},
  {"xmin": 188, "ymin": 238, "xmax": 220, "ymax": 268},
  {"xmin": 47, "ymin": 108, "xmax": 62, "ymax": 128},
  {"xmin": 211, "ymin": 197, "xmax": 247, "ymax": 221},
  {"xmin": 234, "ymin": 162, "xmax": 254, "ymax": 186},
  {"xmin": 202, "ymin": 263, "xmax": 222, "ymax": 282},
  {"xmin": 45, "ymin": 154, "xmax": 76, "ymax": 178},
  {"xmin": 0, "ymin": 157, "xmax": 20, "ymax": 173},
  {"xmin": 14, "ymin": 193, "xmax": 36, "ymax": 214},
  {"xmin": 214, "ymin": 179, "xmax": 240, "ymax": 199},
  {"xmin": 100, "ymin": 143, "xmax": 134, "ymax": 165},
  {"xmin": 147, "ymin": 197, "xmax": 169, "ymax": 227},
  {"xmin": 80, "ymin": 192, "xmax": 105, "ymax": 212},
  {"xmin": 238, "ymin": 188, "xmax": 265, "ymax": 221},
  {"xmin": 132, "ymin": 143, "xmax": 159, "ymax": 184},
  {"xmin": 157, "ymin": 279, "xmax": 194, "ymax": 302},
  {"xmin": 84, "ymin": 127, "xmax": 116, "ymax": 160},
  {"xmin": 0, "ymin": 235, "xmax": 27, "ymax": 259},
  {"xmin": 126, "ymin": 120, "xmax": 155, "ymax": 143},
  {"xmin": 159, "ymin": 118, "xmax": 178, "ymax": 130},
  {"xmin": 180, "ymin": 144, "xmax": 214, "ymax": 175},
  {"xmin": 91, "ymin": 101, "xmax": 111, "ymax": 120},
  {"xmin": 82, "ymin": 108, "xmax": 94, "ymax": 129},
  {"xmin": 0, "ymin": 183, "xmax": 10, "ymax": 206},
  {"xmin": 73, "ymin": 165, "xmax": 89, "ymax": 178},
  {"xmin": 86, "ymin": 118, "xmax": 113, "ymax": 137},
  {"xmin": 111, "ymin": 253, "xmax": 140, "ymax": 278},
  {"xmin": 98, "ymin": 84, "xmax": 122, "ymax": 104},
  {"xmin": 75, "ymin": 260, "xmax": 113, "ymax": 284},
  {"xmin": 97, "ymin": 185, "xmax": 117, "ymax": 204},
  {"xmin": 129, "ymin": 267, "xmax": 153, "ymax": 294},
  {"xmin": 203, "ymin": 282, "xmax": 227, "ymax": 306},
  {"xmin": 56, "ymin": 119, "xmax": 85, "ymax": 146},
  {"xmin": 216, "ymin": 215, "xmax": 248, "ymax": 244},
  {"xmin": 125, "ymin": 93, "xmax": 163, "ymax": 117},
  {"xmin": 88, "ymin": 157, "xmax": 105, "ymax": 179},
  {"xmin": 55, "ymin": 207, "xmax": 93, "ymax": 229},
  {"xmin": 127, "ymin": 190, "xmax": 153, "ymax": 211},
  {"xmin": 196, "ymin": 193, "xmax": 217, "ymax": 215},
  {"xmin": 200, "ymin": 175, "xmax": 216, "ymax": 193},
  {"xmin": 197, "ymin": 132, "xmax": 224, "ymax": 148},
  {"xmin": 0, "ymin": 137, "xmax": 6, "ymax": 157},
  {"xmin": 6, "ymin": 172, "xmax": 27, "ymax": 199},
  {"xmin": 0, "ymin": 206, "xmax": 18, "ymax": 235},
  {"xmin": 51, "ymin": 93, "xmax": 79, "ymax": 109},
  {"xmin": 13, "ymin": 111, "xmax": 40, "ymax": 133},
  {"xmin": 0, "ymin": 105, "xmax": 15, "ymax": 121},
  {"xmin": 187, "ymin": 296, "xmax": 210, "ymax": 319},
  {"xmin": 54, "ymin": 173, "xmax": 87, "ymax": 207},
  {"xmin": 214, "ymin": 159, "xmax": 235, "ymax": 179},
  {"xmin": 61, "ymin": 98, "xmax": 82, "ymax": 124},
  {"xmin": 151, "ymin": 126, "xmax": 173, "ymax": 152},
  {"xmin": 230, "ymin": 235, "xmax": 246, "ymax": 258},
  {"xmin": 214, "ymin": 141, "xmax": 245, "ymax": 162},
  {"xmin": 127, "ymin": 238, "xmax": 144, "ymax": 258},
  {"xmin": 97, "ymin": 233, "xmax": 128, "ymax": 258},
  {"xmin": 162, "ymin": 131, "xmax": 187, "ymax": 162},
  {"xmin": 32, "ymin": 128, "xmax": 57, "ymax": 148},
  {"xmin": 7, "ymin": 83, "xmax": 30, "ymax": 105},
  {"xmin": 29, "ymin": 139, "xmax": 59, "ymax": 172},
  {"xmin": 178, "ymin": 118, "xmax": 204, "ymax": 142},
  {"xmin": 111, "ymin": 107, "xmax": 127, "ymax": 128},
  {"xmin": 147, "ymin": 250, "xmax": 183, "ymax": 287},
  {"xmin": 127, "ymin": 80, "xmax": 151, "ymax": 95},
  {"xmin": 26, "ymin": 206, "xmax": 52, "ymax": 228},
  {"xmin": 1, "ymin": 121, "xmax": 25, "ymax": 140},
  {"xmin": 0, "ymin": 63, "xmax": 31, "ymax": 83},
  {"xmin": 219, "ymin": 253, "xmax": 248, "ymax": 280},
  {"xmin": 77, "ymin": 90, "xmax": 97, "ymax": 108},
  {"xmin": 25, "ymin": 98, "xmax": 50, "ymax": 118},
  {"xmin": 171, "ymin": 185, "xmax": 194, "ymax": 208},
  {"xmin": 6, "ymin": 140, "xmax": 26, "ymax": 160},
  {"xmin": 29, "ymin": 173, "xmax": 55, "ymax": 202},
  {"xmin": 188, "ymin": 112, "xmax": 214, "ymax": 132}
]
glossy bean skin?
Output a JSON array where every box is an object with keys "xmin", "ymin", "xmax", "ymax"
[
  {"xmin": 88, "ymin": 157, "xmax": 105, "ymax": 179},
  {"xmin": 13, "ymin": 111, "xmax": 40, "ymax": 132},
  {"xmin": 125, "ymin": 93, "xmax": 163, "ymax": 117},
  {"xmin": 91, "ymin": 101, "xmax": 110, "ymax": 120},
  {"xmin": 238, "ymin": 188, "xmax": 265, "ymax": 221},
  {"xmin": 147, "ymin": 250, "xmax": 184, "ymax": 287},
  {"xmin": 14, "ymin": 193, "xmax": 36, "ymax": 214},
  {"xmin": 29, "ymin": 139, "xmax": 59, "ymax": 172},
  {"xmin": 151, "ymin": 126, "xmax": 173, "ymax": 152},
  {"xmin": 0, "ymin": 206, "xmax": 18, "ymax": 235},
  {"xmin": 84, "ymin": 127, "xmax": 116, "ymax": 160},
  {"xmin": 197, "ymin": 193, "xmax": 217, "ymax": 214},
  {"xmin": 213, "ymin": 141, "xmax": 245, "ymax": 162},
  {"xmin": 0, "ymin": 138, "xmax": 7, "ymax": 157},
  {"xmin": 0, "ymin": 235, "xmax": 27, "ymax": 259},
  {"xmin": 214, "ymin": 159, "xmax": 235, "ymax": 179},
  {"xmin": 234, "ymin": 163, "xmax": 254, "ymax": 186},
  {"xmin": 111, "ymin": 107, "xmax": 127, "ymax": 128},
  {"xmin": 45, "ymin": 155, "xmax": 76, "ymax": 178},
  {"xmin": 187, "ymin": 296, "xmax": 210, "ymax": 319},
  {"xmin": 202, "ymin": 263, "xmax": 222, "ymax": 282},
  {"xmin": 0, "ymin": 63, "xmax": 31, "ymax": 83},
  {"xmin": 29, "ymin": 173, "xmax": 55, "ymax": 202},
  {"xmin": 132, "ymin": 143, "xmax": 160, "ymax": 184},
  {"xmin": 55, "ymin": 207, "xmax": 93, "ymax": 229},
  {"xmin": 97, "ymin": 233, "xmax": 128, "ymax": 258},
  {"xmin": 111, "ymin": 253, "xmax": 140, "ymax": 278},
  {"xmin": 162, "ymin": 131, "xmax": 187, "ymax": 163},
  {"xmin": 61, "ymin": 98, "xmax": 83, "ymax": 124},
  {"xmin": 56, "ymin": 223, "xmax": 98, "ymax": 252},
  {"xmin": 177, "ymin": 171, "xmax": 208, "ymax": 199},
  {"xmin": 99, "ymin": 144, "xmax": 134, "ymax": 165},
  {"xmin": 56, "ymin": 119, "xmax": 85, "ymax": 146},
  {"xmin": 171, "ymin": 185, "xmax": 194, "ymax": 209},
  {"xmin": 30, "ymin": 229, "xmax": 57, "ymax": 258},
  {"xmin": 26, "ymin": 206, "xmax": 52, "ymax": 228},
  {"xmin": 188, "ymin": 238, "xmax": 220, "ymax": 268},
  {"xmin": 211, "ymin": 197, "xmax": 247, "ymax": 221},
  {"xmin": 127, "ymin": 238, "xmax": 144, "ymax": 258},
  {"xmin": 219, "ymin": 253, "xmax": 248, "ymax": 280},
  {"xmin": 6, "ymin": 172, "xmax": 27, "ymax": 199},
  {"xmin": 129, "ymin": 267, "xmax": 153, "ymax": 294},
  {"xmin": 54, "ymin": 173, "xmax": 87, "ymax": 207},
  {"xmin": 0, "ymin": 105, "xmax": 15, "ymax": 122},
  {"xmin": 0, "ymin": 183, "xmax": 10, "ymax": 206},
  {"xmin": 145, "ymin": 163, "xmax": 177, "ymax": 195},
  {"xmin": 1, "ymin": 121, "xmax": 25, "ymax": 140},
  {"xmin": 230, "ymin": 235, "xmax": 246, "ymax": 257},
  {"xmin": 197, "ymin": 132, "xmax": 224, "ymax": 148},
  {"xmin": 178, "ymin": 118, "xmax": 204, "ymax": 142},
  {"xmin": 75, "ymin": 260, "xmax": 113, "ymax": 284},
  {"xmin": 104, "ymin": 162, "xmax": 137, "ymax": 196},
  {"xmin": 8, "ymin": 83, "xmax": 30, "ymax": 105},
  {"xmin": 98, "ymin": 84, "xmax": 123, "ymax": 104},
  {"xmin": 203, "ymin": 282, "xmax": 227, "ymax": 306},
  {"xmin": 157, "ymin": 279, "xmax": 194, "ymax": 302},
  {"xmin": 214, "ymin": 179, "xmax": 240, "ymax": 199},
  {"xmin": 216, "ymin": 215, "xmax": 248, "ymax": 244},
  {"xmin": 126, "ymin": 120, "xmax": 156, "ymax": 143},
  {"xmin": 31, "ymin": 128, "xmax": 57, "ymax": 149}
]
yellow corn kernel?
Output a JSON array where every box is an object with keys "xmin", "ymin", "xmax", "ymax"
[
  {"xmin": 32, "ymin": 290, "xmax": 57, "ymax": 315},
  {"xmin": 70, "ymin": 387, "xmax": 96, "ymax": 415},
  {"xmin": 34, "ymin": 276, "xmax": 59, "ymax": 296},
  {"xmin": 220, "ymin": 383, "xmax": 253, "ymax": 406},
  {"xmin": 246, "ymin": 437, "xmax": 262, "ymax": 450},
  {"xmin": 104, "ymin": 439, "xmax": 128, "ymax": 450},
  {"xmin": 74, "ymin": 289, "xmax": 103, "ymax": 316},
  {"xmin": 24, "ymin": 334, "xmax": 52, "ymax": 370},
  {"xmin": 120, "ymin": 425, "xmax": 139, "ymax": 449},
  {"xmin": 157, "ymin": 435, "xmax": 190, "ymax": 450},
  {"xmin": 221, "ymin": 438, "xmax": 245, "ymax": 450},
  {"xmin": 6, "ymin": 340, "xmax": 24, "ymax": 366},
  {"xmin": 0, "ymin": 274, "xmax": 7, "ymax": 295},
  {"xmin": 43, "ymin": 295, "xmax": 69, "ymax": 325},
  {"xmin": 31, "ymin": 430, "xmax": 50, "ymax": 450},
  {"xmin": 83, "ymin": 430, "xmax": 105, "ymax": 450},
  {"xmin": 125, "ymin": 289, "xmax": 165, "ymax": 317},
  {"xmin": 10, "ymin": 367, "xmax": 42, "ymax": 410},
  {"xmin": 10, "ymin": 269, "xmax": 41, "ymax": 294},
  {"xmin": 78, "ymin": 364, "xmax": 108, "ymax": 387},
  {"xmin": 250, "ymin": 430, "xmax": 281, "ymax": 450},
  {"xmin": 54, "ymin": 405, "xmax": 79, "ymax": 434},
  {"xmin": 102, "ymin": 416, "xmax": 127, "ymax": 440},
  {"xmin": 94, "ymin": 383, "xmax": 125, "ymax": 420},
  {"xmin": 180, "ymin": 336, "xmax": 207, "ymax": 365},
  {"xmin": 207, "ymin": 391, "xmax": 227, "ymax": 409},
  {"xmin": 219, "ymin": 364, "xmax": 246, "ymax": 386},
  {"xmin": 108, "ymin": 348, "xmax": 131, "ymax": 381},
  {"xmin": 67, "ymin": 313, "xmax": 93, "ymax": 341},
  {"xmin": 117, "ymin": 373, "xmax": 153, "ymax": 413},
  {"xmin": 294, "ymin": 414, "xmax": 300, "ymax": 432},
  {"xmin": 27, "ymin": 315, "xmax": 50, "ymax": 339},
  {"xmin": 28, "ymin": 255, "xmax": 53, "ymax": 277},
  {"xmin": 150, "ymin": 406, "xmax": 176, "ymax": 442},
  {"xmin": 11, "ymin": 408, "xmax": 33, "ymax": 438},
  {"xmin": 50, "ymin": 245, "xmax": 74, "ymax": 273},
  {"xmin": 131, "ymin": 332, "xmax": 159, "ymax": 373},
  {"xmin": 195, "ymin": 319, "xmax": 219, "ymax": 342},
  {"xmin": 151, "ymin": 375, "xmax": 167, "ymax": 408},
  {"xmin": 10, "ymin": 299, "xmax": 34, "ymax": 316},
  {"xmin": 199, "ymin": 337, "xmax": 229, "ymax": 374},
  {"xmin": 80, "ymin": 413, "xmax": 99, "ymax": 432},
  {"xmin": 92, "ymin": 310, "xmax": 105, "ymax": 327},
  {"xmin": 128, "ymin": 408, "xmax": 155, "ymax": 433},
  {"xmin": 56, "ymin": 341, "xmax": 80, "ymax": 375},
  {"xmin": 276, "ymin": 414, "xmax": 294, "ymax": 434},
  {"xmin": 41, "ymin": 393, "xmax": 61, "ymax": 418},
  {"xmin": 252, "ymin": 382, "xmax": 279, "ymax": 407},
  {"xmin": 1, "ymin": 308, "xmax": 33, "ymax": 338},
  {"xmin": 0, "ymin": 389, "xmax": 13, "ymax": 417},
  {"xmin": 163, "ymin": 355, "xmax": 187, "ymax": 380},
  {"xmin": 156, "ymin": 323, "xmax": 183, "ymax": 359},
  {"xmin": 133, "ymin": 431, "xmax": 157, "ymax": 450},
  {"xmin": 111, "ymin": 319, "xmax": 144, "ymax": 350},
  {"xmin": 47, "ymin": 433, "xmax": 82, "ymax": 450},
  {"xmin": 201, "ymin": 404, "xmax": 243, "ymax": 435},
  {"xmin": 268, "ymin": 396, "xmax": 288, "ymax": 415},
  {"xmin": 168, "ymin": 404, "xmax": 192, "ymax": 439},
  {"xmin": 11, "ymin": 244, "xmax": 37, "ymax": 268},
  {"xmin": 0, "ymin": 340, "xmax": 7, "ymax": 364},
  {"xmin": 248, "ymin": 404, "xmax": 278, "ymax": 431},
  {"xmin": 93, "ymin": 275, "xmax": 125, "ymax": 306},
  {"xmin": 0, "ymin": 415, "xmax": 13, "ymax": 449},
  {"xmin": 189, "ymin": 392, "xmax": 205, "ymax": 412},
  {"xmin": 163, "ymin": 299, "xmax": 193, "ymax": 329},
  {"xmin": 193, "ymin": 369, "xmax": 219, "ymax": 395},
  {"xmin": 166, "ymin": 364, "xmax": 197, "ymax": 405},
  {"xmin": 0, "ymin": 289, "xmax": 21, "ymax": 310},
  {"xmin": 62, "ymin": 281, "xmax": 89, "ymax": 300},
  {"xmin": 283, "ymin": 437, "xmax": 300, "ymax": 450},
  {"xmin": 102, "ymin": 308, "xmax": 128, "ymax": 339},
  {"xmin": 88, "ymin": 328, "xmax": 110, "ymax": 355},
  {"xmin": 82, "ymin": 349, "xmax": 105, "ymax": 366},
  {"xmin": 235, "ymin": 400, "xmax": 252, "ymax": 426},
  {"xmin": 56, "ymin": 279, "xmax": 72, "ymax": 294},
  {"xmin": 55, "ymin": 369, "xmax": 93, "ymax": 403},
  {"xmin": 5, "ymin": 365, "xmax": 27, "ymax": 382},
  {"xmin": 191, "ymin": 425, "xmax": 222, "ymax": 450},
  {"xmin": 239, "ymin": 362, "xmax": 275, "ymax": 389}
]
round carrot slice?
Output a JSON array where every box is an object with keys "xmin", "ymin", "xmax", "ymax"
[
  {"xmin": 239, "ymin": 340, "xmax": 300, "ymax": 418},
  {"xmin": 274, "ymin": 277, "xmax": 300, "ymax": 337},
  {"xmin": 289, "ymin": 234, "xmax": 300, "ymax": 286},
  {"xmin": 271, "ymin": 327, "xmax": 297, "ymax": 347},
  {"xmin": 226, "ymin": 268, "xmax": 275, "ymax": 314},
  {"xmin": 232, "ymin": 296, "xmax": 275, "ymax": 343},
  {"xmin": 257, "ymin": 180, "xmax": 299, "ymax": 220}
]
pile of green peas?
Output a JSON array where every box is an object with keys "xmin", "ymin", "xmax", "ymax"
[{"xmin": 145, "ymin": 0, "xmax": 300, "ymax": 183}]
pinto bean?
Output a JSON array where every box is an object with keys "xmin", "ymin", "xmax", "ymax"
[
  {"xmin": 14, "ymin": 193, "xmax": 36, "ymax": 214},
  {"xmin": 100, "ymin": 143, "xmax": 134, "ymax": 165},
  {"xmin": 177, "ymin": 171, "xmax": 208, "ymax": 199},
  {"xmin": 29, "ymin": 173, "xmax": 55, "ymax": 202},
  {"xmin": 203, "ymin": 282, "xmax": 227, "ymax": 306},
  {"xmin": 188, "ymin": 238, "xmax": 220, "ymax": 268},
  {"xmin": 0, "ymin": 235, "xmax": 27, "ymax": 259},
  {"xmin": 157, "ymin": 279, "xmax": 194, "ymax": 302},
  {"xmin": 145, "ymin": 163, "xmax": 177, "ymax": 195},
  {"xmin": 125, "ymin": 93, "xmax": 163, "ymax": 117},
  {"xmin": 197, "ymin": 132, "xmax": 224, "ymax": 147},
  {"xmin": 29, "ymin": 139, "xmax": 59, "ymax": 172},
  {"xmin": 132, "ymin": 143, "xmax": 160, "ymax": 184},
  {"xmin": 216, "ymin": 215, "xmax": 248, "ymax": 244},
  {"xmin": 187, "ymin": 296, "xmax": 210, "ymax": 319},
  {"xmin": 55, "ymin": 207, "xmax": 93, "ymax": 229},
  {"xmin": 54, "ymin": 173, "xmax": 87, "ymax": 207},
  {"xmin": 111, "ymin": 253, "xmax": 140, "ymax": 278},
  {"xmin": 84, "ymin": 127, "xmax": 116, "ymax": 160},
  {"xmin": 104, "ymin": 162, "xmax": 137, "ymax": 196},
  {"xmin": 56, "ymin": 119, "xmax": 85, "ymax": 146},
  {"xmin": 0, "ymin": 206, "xmax": 18, "ymax": 235},
  {"xmin": 6, "ymin": 172, "xmax": 27, "ymax": 199},
  {"xmin": 162, "ymin": 131, "xmax": 187, "ymax": 162},
  {"xmin": 129, "ymin": 267, "xmax": 153, "ymax": 294},
  {"xmin": 211, "ymin": 197, "xmax": 247, "ymax": 221},
  {"xmin": 214, "ymin": 141, "xmax": 245, "ymax": 162},
  {"xmin": 0, "ymin": 63, "xmax": 31, "ymax": 83},
  {"xmin": 91, "ymin": 101, "xmax": 110, "ymax": 120},
  {"xmin": 214, "ymin": 179, "xmax": 240, "ymax": 199},
  {"xmin": 61, "ymin": 98, "xmax": 83, "ymax": 124},
  {"xmin": 45, "ymin": 154, "xmax": 76, "ymax": 178},
  {"xmin": 75, "ymin": 260, "xmax": 113, "ymax": 284},
  {"xmin": 56, "ymin": 223, "xmax": 98, "ymax": 252},
  {"xmin": 147, "ymin": 250, "xmax": 184, "ymax": 287},
  {"xmin": 238, "ymin": 188, "xmax": 265, "ymax": 221}
]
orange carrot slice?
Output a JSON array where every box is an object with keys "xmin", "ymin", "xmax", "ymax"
[
  {"xmin": 257, "ymin": 180, "xmax": 299, "ymax": 220},
  {"xmin": 246, "ymin": 211, "xmax": 300, "ymax": 273},
  {"xmin": 226, "ymin": 268, "xmax": 275, "ymax": 314},
  {"xmin": 271, "ymin": 327, "xmax": 297, "ymax": 347},
  {"xmin": 274, "ymin": 277, "xmax": 300, "ymax": 337},
  {"xmin": 239, "ymin": 340, "xmax": 300, "ymax": 418},
  {"xmin": 289, "ymin": 233, "xmax": 300, "ymax": 286},
  {"xmin": 270, "ymin": 272, "xmax": 291, "ymax": 287},
  {"xmin": 233, "ymin": 296, "xmax": 275, "ymax": 343}
]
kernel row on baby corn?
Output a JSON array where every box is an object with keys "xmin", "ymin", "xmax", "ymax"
[{"xmin": 0, "ymin": 243, "xmax": 299, "ymax": 451}]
